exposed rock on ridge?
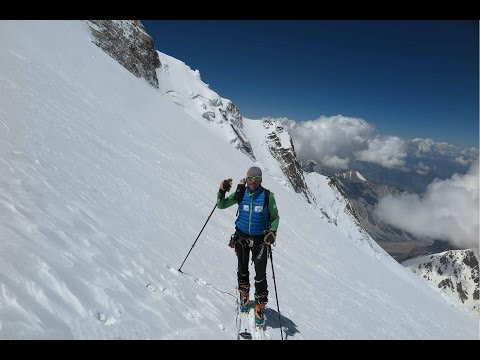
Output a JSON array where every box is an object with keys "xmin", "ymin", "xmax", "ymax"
[
  {"xmin": 85, "ymin": 20, "xmax": 160, "ymax": 88},
  {"xmin": 219, "ymin": 102, "xmax": 255, "ymax": 161},
  {"xmin": 403, "ymin": 249, "xmax": 479, "ymax": 317},
  {"xmin": 262, "ymin": 119, "xmax": 315, "ymax": 204}
]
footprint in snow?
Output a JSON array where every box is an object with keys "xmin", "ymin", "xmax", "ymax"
[
  {"xmin": 146, "ymin": 283, "xmax": 158, "ymax": 294},
  {"xmin": 166, "ymin": 265, "xmax": 181, "ymax": 275},
  {"xmin": 146, "ymin": 282, "xmax": 167, "ymax": 294},
  {"xmin": 194, "ymin": 277, "xmax": 207, "ymax": 286}
]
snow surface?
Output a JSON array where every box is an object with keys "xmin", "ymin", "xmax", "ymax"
[{"xmin": 356, "ymin": 171, "xmax": 366, "ymax": 182}]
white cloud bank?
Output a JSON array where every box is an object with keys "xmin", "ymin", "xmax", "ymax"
[
  {"xmin": 356, "ymin": 136, "xmax": 407, "ymax": 170},
  {"xmin": 375, "ymin": 160, "xmax": 479, "ymax": 249},
  {"xmin": 279, "ymin": 115, "xmax": 407, "ymax": 170}
]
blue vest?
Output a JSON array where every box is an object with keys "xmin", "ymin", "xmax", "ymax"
[{"xmin": 235, "ymin": 186, "xmax": 269, "ymax": 236}]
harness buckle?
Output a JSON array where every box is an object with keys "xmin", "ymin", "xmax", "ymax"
[{"xmin": 238, "ymin": 236, "xmax": 254, "ymax": 248}]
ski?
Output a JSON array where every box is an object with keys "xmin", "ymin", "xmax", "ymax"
[
  {"xmin": 236, "ymin": 290, "xmax": 252, "ymax": 340},
  {"xmin": 251, "ymin": 305, "xmax": 268, "ymax": 340},
  {"xmin": 253, "ymin": 321, "xmax": 267, "ymax": 340},
  {"xmin": 238, "ymin": 310, "xmax": 252, "ymax": 340}
]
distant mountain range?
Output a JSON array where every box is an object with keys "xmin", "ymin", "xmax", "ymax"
[
  {"xmin": 302, "ymin": 161, "xmax": 479, "ymax": 317},
  {"xmin": 342, "ymin": 138, "xmax": 477, "ymax": 194},
  {"xmin": 302, "ymin": 160, "xmax": 460, "ymax": 262}
]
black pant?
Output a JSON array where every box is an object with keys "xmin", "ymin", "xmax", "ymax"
[{"xmin": 235, "ymin": 233, "xmax": 268, "ymax": 303}]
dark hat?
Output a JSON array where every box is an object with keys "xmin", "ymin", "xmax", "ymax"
[{"xmin": 246, "ymin": 166, "xmax": 262, "ymax": 177}]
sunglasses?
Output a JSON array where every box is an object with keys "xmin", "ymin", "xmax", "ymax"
[{"xmin": 246, "ymin": 176, "xmax": 262, "ymax": 182}]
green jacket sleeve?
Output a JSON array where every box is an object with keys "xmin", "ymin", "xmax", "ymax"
[
  {"xmin": 268, "ymin": 192, "xmax": 279, "ymax": 232},
  {"xmin": 217, "ymin": 191, "xmax": 238, "ymax": 209}
]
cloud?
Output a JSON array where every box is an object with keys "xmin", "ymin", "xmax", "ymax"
[
  {"xmin": 274, "ymin": 117, "xmax": 478, "ymax": 174},
  {"xmin": 415, "ymin": 169, "xmax": 429, "ymax": 175},
  {"xmin": 436, "ymin": 142, "xmax": 457, "ymax": 155},
  {"xmin": 462, "ymin": 147, "xmax": 479, "ymax": 156},
  {"xmin": 374, "ymin": 160, "xmax": 479, "ymax": 250},
  {"xmin": 414, "ymin": 162, "xmax": 432, "ymax": 175},
  {"xmin": 454, "ymin": 156, "xmax": 470, "ymax": 166},
  {"xmin": 321, "ymin": 155, "xmax": 351, "ymax": 169},
  {"xmin": 356, "ymin": 136, "xmax": 407, "ymax": 169},
  {"xmin": 416, "ymin": 162, "xmax": 431, "ymax": 171},
  {"xmin": 411, "ymin": 138, "xmax": 435, "ymax": 155},
  {"xmin": 280, "ymin": 115, "xmax": 408, "ymax": 170},
  {"xmin": 409, "ymin": 139, "xmax": 478, "ymax": 164}
]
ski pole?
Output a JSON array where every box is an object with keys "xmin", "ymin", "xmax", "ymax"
[
  {"xmin": 268, "ymin": 245, "xmax": 284, "ymax": 340},
  {"xmin": 178, "ymin": 204, "xmax": 217, "ymax": 273}
]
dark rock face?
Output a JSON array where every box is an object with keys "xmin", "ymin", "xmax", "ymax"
[
  {"xmin": 301, "ymin": 159, "xmax": 318, "ymax": 173},
  {"xmin": 262, "ymin": 119, "xmax": 315, "ymax": 204},
  {"xmin": 219, "ymin": 101, "xmax": 242, "ymax": 128},
  {"xmin": 438, "ymin": 278, "xmax": 454, "ymax": 291},
  {"xmin": 85, "ymin": 20, "xmax": 160, "ymax": 88},
  {"xmin": 219, "ymin": 102, "xmax": 255, "ymax": 161},
  {"xmin": 463, "ymin": 251, "xmax": 479, "ymax": 269},
  {"xmin": 403, "ymin": 249, "xmax": 479, "ymax": 316}
]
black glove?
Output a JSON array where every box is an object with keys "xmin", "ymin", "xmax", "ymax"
[
  {"xmin": 264, "ymin": 230, "xmax": 276, "ymax": 245},
  {"xmin": 219, "ymin": 178, "xmax": 233, "ymax": 194},
  {"xmin": 233, "ymin": 178, "xmax": 246, "ymax": 203}
]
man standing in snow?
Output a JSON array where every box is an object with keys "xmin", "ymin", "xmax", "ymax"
[{"xmin": 216, "ymin": 166, "xmax": 279, "ymax": 327}]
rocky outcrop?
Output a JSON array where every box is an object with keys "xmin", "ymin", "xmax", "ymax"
[
  {"xmin": 402, "ymin": 249, "xmax": 479, "ymax": 317},
  {"xmin": 219, "ymin": 102, "xmax": 255, "ymax": 161},
  {"xmin": 154, "ymin": 51, "xmax": 255, "ymax": 162},
  {"xmin": 301, "ymin": 159, "xmax": 318, "ymax": 173},
  {"xmin": 326, "ymin": 176, "xmax": 361, "ymax": 226},
  {"xmin": 262, "ymin": 119, "xmax": 315, "ymax": 204},
  {"xmin": 85, "ymin": 20, "xmax": 160, "ymax": 88}
]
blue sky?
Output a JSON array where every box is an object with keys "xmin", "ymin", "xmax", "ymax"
[{"xmin": 142, "ymin": 20, "xmax": 479, "ymax": 148}]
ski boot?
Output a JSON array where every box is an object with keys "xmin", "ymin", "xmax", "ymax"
[
  {"xmin": 254, "ymin": 303, "xmax": 265, "ymax": 327},
  {"xmin": 238, "ymin": 283, "xmax": 250, "ymax": 313},
  {"xmin": 254, "ymin": 291, "xmax": 268, "ymax": 327}
]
